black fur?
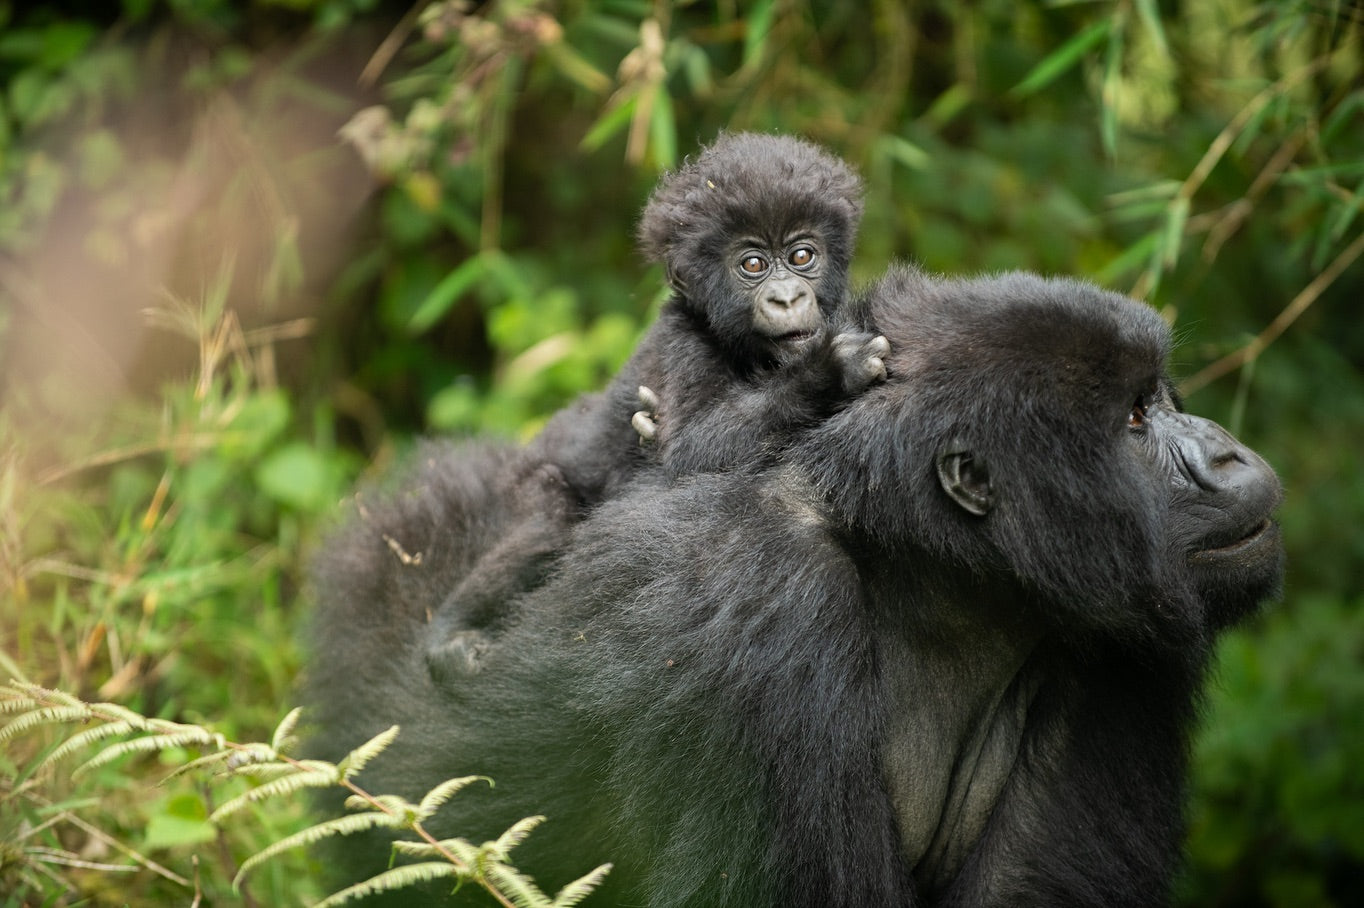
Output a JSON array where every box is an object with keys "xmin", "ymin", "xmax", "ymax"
[
  {"xmin": 307, "ymin": 266, "xmax": 1283, "ymax": 906},
  {"xmin": 424, "ymin": 132, "xmax": 882, "ymax": 676}
]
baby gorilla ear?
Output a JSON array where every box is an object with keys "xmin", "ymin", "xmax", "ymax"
[{"xmin": 937, "ymin": 447, "xmax": 993, "ymax": 516}]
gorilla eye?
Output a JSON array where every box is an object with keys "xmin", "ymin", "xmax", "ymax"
[
  {"xmin": 1128, "ymin": 395, "xmax": 1149, "ymax": 429},
  {"xmin": 741, "ymin": 255, "xmax": 769, "ymax": 275},
  {"xmin": 788, "ymin": 246, "xmax": 815, "ymax": 268}
]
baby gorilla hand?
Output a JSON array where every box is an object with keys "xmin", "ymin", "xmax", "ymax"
[
  {"xmin": 832, "ymin": 332, "xmax": 891, "ymax": 395},
  {"xmin": 632, "ymin": 385, "xmax": 661, "ymax": 444}
]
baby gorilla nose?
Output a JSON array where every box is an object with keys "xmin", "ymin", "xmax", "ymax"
[
  {"xmin": 758, "ymin": 275, "xmax": 820, "ymax": 338},
  {"xmin": 765, "ymin": 274, "xmax": 809, "ymax": 309}
]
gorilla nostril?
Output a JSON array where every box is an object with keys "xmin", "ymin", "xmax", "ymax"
[{"xmin": 1211, "ymin": 449, "xmax": 1248, "ymax": 469}]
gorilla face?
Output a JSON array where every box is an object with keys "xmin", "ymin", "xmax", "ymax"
[
  {"xmin": 636, "ymin": 131, "xmax": 864, "ymax": 369},
  {"xmin": 729, "ymin": 233, "xmax": 827, "ymax": 349},
  {"xmin": 1136, "ymin": 389, "xmax": 1281, "ymax": 567}
]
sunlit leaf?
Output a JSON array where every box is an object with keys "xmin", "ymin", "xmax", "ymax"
[
  {"xmin": 1011, "ymin": 20, "xmax": 1110, "ymax": 97},
  {"xmin": 742, "ymin": 0, "xmax": 774, "ymax": 69},
  {"xmin": 581, "ymin": 96, "xmax": 637, "ymax": 152},
  {"xmin": 1133, "ymin": 0, "xmax": 1170, "ymax": 57},
  {"xmin": 650, "ymin": 86, "xmax": 676, "ymax": 168},
  {"xmin": 408, "ymin": 255, "xmax": 487, "ymax": 334}
]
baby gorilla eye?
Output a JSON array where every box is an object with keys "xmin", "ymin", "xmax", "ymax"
[
  {"xmin": 741, "ymin": 254, "xmax": 769, "ymax": 275},
  {"xmin": 788, "ymin": 246, "xmax": 815, "ymax": 268}
]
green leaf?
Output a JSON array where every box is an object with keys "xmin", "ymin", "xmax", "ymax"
[
  {"xmin": 742, "ymin": 0, "xmax": 775, "ymax": 69},
  {"xmin": 39, "ymin": 21, "xmax": 97, "ymax": 70},
  {"xmin": 338, "ymin": 725, "xmax": 400, "ymax": 780},
  {"xmin": 255, "ymin": 443, "xmax": 333, "ymax": 511},
  {"xmin": 408, "ymin": 255, "xmax": 487, "ymax": 335},
  {"xmin": 144, "ymin": 794, "xmax": 216, "ymax": 850},
  {"xmin": 552, "ymin": 863, "xmax": 613, "ymax": 907},
  {"xmin": 1133, "ymin": 0, "xmax": 1170, "ymax": 57},
  {"xmin": 314, "ymin": 862, "xmax": 462, "ymax": 908},
  {"xmin": 581, "ymin": 96, "xmax": 637, "ymax": 152},
  {"xmin": 1093, "ymin": 230, "xmax": 1160, "ymax": 287},
  {"xmin": 427, "ymin": 379, "xmax": 484, "ymax": 432},
  {"xmin": 1099, "ymin": 10, "xmax": 1124, "ymax": 157},
  {"xmin": 876, "ymin": 135, "xmax": 931, "ymax": 172},
  {"xmin": 1011, "ymin": 20, "xmax": 1111, "ymax": 98},
  {"xmin": 649, "ymin": 86, "xmax": 676, "ymax": 168},
  {"xmin": 1161, "ymin": 195, "xmax": 1190, "ymax": 269},
  {"xmin": 544, "ymin": 41, "xmax": 611, "ymax": 93}
]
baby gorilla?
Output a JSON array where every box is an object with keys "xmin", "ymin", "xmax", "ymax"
[
  {"xmin": 627, "ymin": 132, "xmax": 890, "ymax": 456},
  {"xmin": 425, "ymin": 132, "xmax": 888, "ymax": 679}
]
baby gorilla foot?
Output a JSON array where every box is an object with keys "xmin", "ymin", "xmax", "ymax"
[
  {"xmin": 426, "ymin": 629, "xmax": 490, "ymax": 685},
  {"xmin": 832, "ymin": 332, "xmax": 891, "ymax": 394},
  {"xmin": 632, "ymin": 385, "xmax": 661, "ymax": 444}
]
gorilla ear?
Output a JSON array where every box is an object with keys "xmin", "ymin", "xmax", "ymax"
[
  {"xmin": 936, "ymin": 448, "xmax": 993, "ymax": 517},
  {"xmin": 664, "ymin": 262, "xmax": 688, "ymax": 293}
]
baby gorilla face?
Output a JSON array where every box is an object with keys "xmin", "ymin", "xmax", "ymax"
[{"xmin": 729, "ymin": 234, "xmax": 827, "ymax": 350}]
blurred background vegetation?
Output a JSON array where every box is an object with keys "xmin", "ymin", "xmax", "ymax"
[{"xmin": 0, "ymin": 0, "xmax": 1360, "ymax": 905}]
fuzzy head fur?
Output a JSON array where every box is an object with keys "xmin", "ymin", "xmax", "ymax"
[{"xmin": 637, "ymin": 132, "xmax": 864, "ymax": 324}]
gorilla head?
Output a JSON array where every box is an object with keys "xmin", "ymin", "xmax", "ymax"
[
  {"xmin": 307, "ymin": 265, "xmax": 1282, "ymax": 907},
  {"xmin": 806, "ymin": 266, "xmax": 1283, "ymax": 643},
  {"xmin": 636, "ymin": 131, "xmax": 864, "ymax": 364}
]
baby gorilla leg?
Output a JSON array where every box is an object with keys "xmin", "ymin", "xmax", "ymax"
[{"xmin": 424, "ymin": 462, "xmax": 577, "ymax": 683}]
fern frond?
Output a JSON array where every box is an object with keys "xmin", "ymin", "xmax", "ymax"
[
  {"xmin": 551, "ymin": 863, "xmax": 613, "ymax": 908},
  {"xmin": 210, "ymin": 767, "xmax": 336, "ymax": 822},
  {"xmin": 224, "ymin": 742, "xmax": 278, "ymax": 770},
  {"xmin": 343, "ymin": 792, "xmax": 421, "ymax": 825},
  {"xmin": 490, "ymin": 815, "xmax": 546, "ymax": 860},
  {"xmin": 40, "ymin": 720, "xmax": 139, "ymax": 766},
  {"xmin": 74, "ymin": 729, "xmax": 223, "ymax": 777},
  {"xmin": 233, "ymin": 811, "xmax": 395, "ymax": 887},
  {"xmin": 0, "ymin": 705, "xmax": 93, "ymax": 742},
  {"xmin": 337, "ymin": 724, "xmax": 399, "ymax": 779},
  {"xmin": 270, "ymin": 706, "xmax": 303, "ymax": 753},
  {"xmin": 312, "ymin": 862, "xmax": 461, "ymax": 908},
  {"xmin": 12, "ymin": 683, "xmax": 81, "ymax": 707},
  {"xmin": 163, "ymin": 749, "xmax": 238, "ymax": 781},
  {"xmin": 88, "ymin": 701, "xmax": 156, "ymax": 726},
  {"xmin": 421, "ymin": 835, "xmax": 482, "ymax": 866},
  {"xmin": 231, "ymin": 760, "xmax": 308, "ymax": 782},
  {"xmin": 483, "ymin": 861, "xmax": 552, "ymax": 908},
  {"xmin": 417, "ymin": 774, "xmax": 489, "ymax": 819}
]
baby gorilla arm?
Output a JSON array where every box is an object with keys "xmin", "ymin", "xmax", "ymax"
[{"xmin": 633, "ymin": 328, "xmax": 890, "ymax": 474}]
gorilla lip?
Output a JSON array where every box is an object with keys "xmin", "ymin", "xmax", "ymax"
[{"xmin": 1191, "ymin": 518, "xmax": 1276, "ymax": 563}]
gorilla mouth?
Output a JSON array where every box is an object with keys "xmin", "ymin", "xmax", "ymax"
[
  {"xmin": 1191, "ymin": 519, "xmax": 1276, "ymax": 564},
  {"xmin": 779, "ymin": 330, "xmax": 817, "ymax": 344}
]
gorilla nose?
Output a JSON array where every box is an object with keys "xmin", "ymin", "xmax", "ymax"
[
  {"xmin": 1179, "ymin": 413, "xmax": 1281, "ymax": 509},
  {"xmin": 766, "ymin": 282, "xmax": 809, "ymax": 310}
]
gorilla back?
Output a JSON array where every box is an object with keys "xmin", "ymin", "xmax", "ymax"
[{"xmin": 307, "ymin": 266, "xmax": 1282, "ymax": 907}]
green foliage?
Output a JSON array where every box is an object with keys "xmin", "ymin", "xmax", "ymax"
[
  {"xmin": 0, "ymin": 686, "xmax": 606, "ymax": 907},
  {"xmin": 0, "ymin": 0, "xmax": 1360, "ymax": 904},
  {"xmin": 1185, "ymin": 596, "xmax": 1364, "ymax": 906}
]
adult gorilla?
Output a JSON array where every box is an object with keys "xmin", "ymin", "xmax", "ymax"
[{"xmin": 307, "ymin": 265, "xmax": 1283, "ymax": 906}]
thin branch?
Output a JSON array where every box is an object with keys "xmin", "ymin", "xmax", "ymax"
[
  {"xmin": 1175, "ymin": 57, "xmax": 1328, "ymax": 205},
  {"xmin": 1181, "ymin": 226, "xmax": 1364, "ymax": 394},
  {"xmin": 359, "ymin": 1, "xmax": 427, "ymax": 88},
  {"xmin": 1199, "ymin": 130, "xmax": 1308, "ymax": 261}
]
